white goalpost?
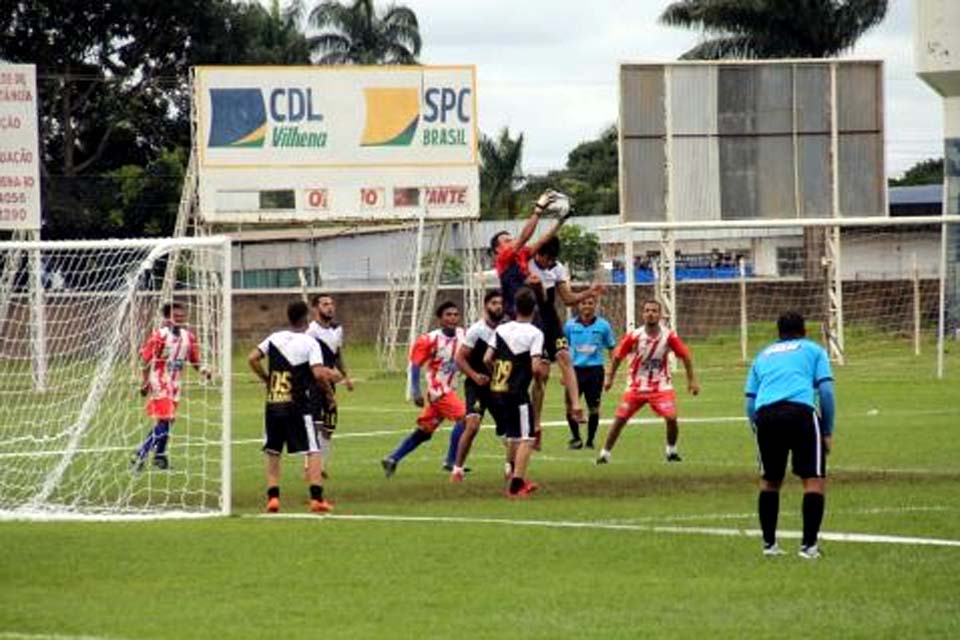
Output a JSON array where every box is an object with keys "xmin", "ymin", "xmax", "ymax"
[{"xmin": 0, "ymin": 236, "xmax": 231, "ymax": 519}]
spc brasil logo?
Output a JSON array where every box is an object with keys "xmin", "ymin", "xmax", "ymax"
[
  {"xmin": 361, "ymin": 86, "xmax": 471, "ymax": 147},
  {"xmin": 208, "ymin": 88, "xmax": 327, "ymax": 149}
]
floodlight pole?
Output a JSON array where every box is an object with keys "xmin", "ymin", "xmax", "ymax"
[
  {"xmin": 825, "ymin": 62, "xmax": 846, "ymax": 365},
  {"xmin": 661, "ymin": 65, "xmax": 678, "ymax": 331}
]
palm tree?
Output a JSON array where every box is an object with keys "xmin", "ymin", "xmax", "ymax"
[
  {"xmin": 659, "ymin": 0, "xmax": 888, "ymax": 59},
  {"xmin": 288, "ymin": 0, "xmax": 421, "ymax": 65},
  {"xmin": 479, "ymin": 128, "xmax": 525, "ymax": 219}
]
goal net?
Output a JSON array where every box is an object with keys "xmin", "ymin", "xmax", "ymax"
[
  {"xmin": 0, "ymin": 237, "xmax": 231, "ymax": 519},
  {"xmin": 600, "ymin": 218, "xmax": 960, "ymax": 382}
]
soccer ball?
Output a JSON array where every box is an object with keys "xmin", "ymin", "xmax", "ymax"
[{"xmin": 537, "ymin": 189, "xmax": 572, "ymax": 218}]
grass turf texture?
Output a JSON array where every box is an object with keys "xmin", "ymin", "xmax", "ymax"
[{"xmin": 2, "ymin": 336, "xmax": 959, "ymax": 639}]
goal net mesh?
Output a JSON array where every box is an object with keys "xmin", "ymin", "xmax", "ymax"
[{"xmin": 0, "ymin": 238, "xmax": 228, "ymax": 519}]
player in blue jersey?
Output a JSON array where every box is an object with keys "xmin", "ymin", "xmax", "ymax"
[
  {"xmin": 745, "ymin": 311, "xmax": 836, "ymax": 559},
  {"xmin": 563, "ymin": 293, "xmax": 616, "ymax": 449}
]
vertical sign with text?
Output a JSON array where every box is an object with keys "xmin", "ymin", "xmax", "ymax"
[{"xmin": 0, "ymin": 64, "xmax": 41, "ymax": 231}]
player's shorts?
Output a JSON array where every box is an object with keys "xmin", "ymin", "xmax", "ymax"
[
  {"xmin": 263, "ymin": 408, "xmax": 319, "ymax": 455},
  {"xmin": 488, "ymin": 395, "xmax": 536, "ymax": 441},
  {"xmin": 575, "ymin": 366, "xmax": 605, "ymax": 411},
  {"xmin": 754, "ymin": 401, "xmax": 827, "ymax": 481},
  {"xmin": 615, "ymin": 389, "xmax": 677, "ymax": 421},
  {"xmin": 464, "ymin": 379, "xmax": 490, "ymax": 419},
  {"xmin": 417, "ymin": 391, "xmax": 466, "ymax": 433},
  {"xmin": 535, "ymin": 309, "xmax": 568, "ymax": 362},
  {"xmin": 146, "ymin": 397, "xmax": 177, "ymax": 420}
]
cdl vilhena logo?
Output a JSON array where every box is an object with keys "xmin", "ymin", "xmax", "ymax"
[{"xmin": 208, "ymin": 89, "xmax": 267, "ymax": 148}]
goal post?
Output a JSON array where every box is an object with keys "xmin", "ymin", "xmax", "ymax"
[
  {"xmin": 601, "ymin": 215, "xmax": 959, "ymax": 380},
  {"xmin": 0, "ymin": 236, "xmax": 231, "ymax": 519}
]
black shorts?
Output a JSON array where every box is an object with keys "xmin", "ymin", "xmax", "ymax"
[
  {"xmin": 263, "ymin": 408, "xmax": 319, "ymax": 455},
  {"xmin": 754, "ymin": 401, "xmax": 827, "ymax": 481},
  {"xmin": 464, "ymin": 378, "xmax": 490, "ymax": 418},
  {"xmin": 310, "ymin": 389, "xmax": 337, "ymax": 432},
  {"xmin": 488, "ymin": 396, "xmax": 536, "ymax": 441},
  {"xmin": 575, "ymin": 366, "xmax": 604, "ymax": 411},
  {"xmin": 535, "ymin": 311, "xmax": 568, "ymax": 362}
]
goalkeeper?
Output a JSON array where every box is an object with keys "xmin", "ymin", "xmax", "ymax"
[
  {"xmin": 488, "ymin": 189, "xmax": 588, "ymax": 432},
  {"xmin": 132, "ymin": 302, "xmax": 211, "ymax": 471}
]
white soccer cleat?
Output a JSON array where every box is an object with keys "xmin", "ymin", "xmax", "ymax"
[
  {"xmin": 798, "ymin": 544, "xmax": 822, "ymax": 559},
  {"xmin": 762, "ymin": 543, "xmax": 786, "ymax": 557}
]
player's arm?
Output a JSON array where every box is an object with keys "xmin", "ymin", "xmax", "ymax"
[
  {"xmin": 455, "ymin": 343, "xmax": 489, "ymax": 386},
  {"xmin": 311, "ymin": 364, "xmax": 338, "ymax": 411},
  {"xmin": 815, "ymin": 348, "xmax": 836, "ymax": 452},
  {"xmin": 247, "ymin": 347, "xmax": 269, "ymax": 386},
  {"xmin": 408, "ymin": 335, "xmax": 431, "ymax": 407},
  {"xmin": 605, "ymin": 333, "xmax": 634, "ymax": 391},
  {"xmin": 188, "ymin": 335, "xmax": 212, "ymax": 381},
  {"xmin": 555, "ymin": 280, "xmax": 605, "ymax": 307},
  {"xmin": 336, "ymin": 350, "xmax": 354, "ymax": 391},
  {"xmin": 482, "ymin": 344, "xmax": 495, "ymax": 370},
  {"xmin": 138, "ymin": 331, "xmax": 161, "ymax": 395},
  {"xmin": 744, "ymin": 361, "xmax": 759, "ymax": 432},
  {"xmin": 670, "ymin": 333, "xmax": 700, "ymax": 395},
  {"xmin": 533, "ymin": 355, "xmax": 549, "ymax": 381}
]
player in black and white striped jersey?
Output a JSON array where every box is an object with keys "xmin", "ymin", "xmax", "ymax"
[
  {"xmin": 307, "ymin": 294, "xmax": 354, "ymax": 473},
  {"xmin": 248, "ymin": 301, "xmax": 340, "ymax": 514},
  {"xmin": 449, "ymin": 289, "xmax": 505, "ymax": 482},
  {"xmin": 484, "ymin": 287, "xmax": 549, "ymax": 498}
]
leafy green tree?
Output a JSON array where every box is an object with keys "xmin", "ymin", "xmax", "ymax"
[
  {"xmin": 293, "ymin": 0, "xmax": 421, "ymax": 64},
  {"xmin": 889, "ymin": 158, "xmax": 944, "ymax": 187},
  {"xmin": 660, "ymin": 0, "xmax": 888, "ymax": 59},
  {"xmin": 479, "ymin": 128, "xmax": 525, "ymax": 220},
  {"xmin": 558, "ymin": 224, "xmax": 601, "ymax": 282},
  {"xmin": 103, "ymin": 149, "xmax": 187, "ymax": 238}
]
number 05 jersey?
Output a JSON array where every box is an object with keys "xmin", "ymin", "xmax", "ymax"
[
  {"xmin": 489, "ymin": 321, "xmax": 544, "ymax": 401},
  {"xmin": 257, "ymin": 330, "xmax": 325, "ymax": 415}
]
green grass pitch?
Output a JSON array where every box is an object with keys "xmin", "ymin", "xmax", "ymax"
[{"xmin": 1, "ymin": 335, "xmax": 959, "ymax": 639}]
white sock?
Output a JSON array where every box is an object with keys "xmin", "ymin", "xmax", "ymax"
[
  {"xmin": 452, "ymin": 465, "xmax": 463, "ymax": 474},
  {"xmin": 666, "ymin": 444, "xmax": 677, "ymax": 455},
  {"xmin": 599, "ymin": 449, "xmax": 611, "ymax": 459}
]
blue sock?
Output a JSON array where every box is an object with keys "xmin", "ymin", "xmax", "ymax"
[
  {"xmin": 390, "ymin": 429, "xmax": 431, "ymax": 463},
  {"xmin": 446, "ymin": 421, "xmax": 465, "ymax": 467},
  {"xmin": 135, "ymin": 426, "xmax": 158, "ymax": 461},
  {"xmin": 153, "ymin": 421, "xmax": 171, "ymax": 457}
]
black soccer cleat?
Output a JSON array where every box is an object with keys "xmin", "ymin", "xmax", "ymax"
[
  {"xmin": 153, "ymin": 455, "xmax": 170, "ymax": 470},
  {"xmin": 665, "ymin": 452, "xmax": 683, "ymax": 462},
  {"xmin": 381, "ymin": 457, "xmax": 398, "ymax": 478},
  {"xmin": 130, "ymin": 455, "xmax": 146, "ymax": 474},
  {"xmin": 568, "ymin": 438, "xmax": 584, "ymax": 450},
  {"xmin": 442, "ymin": 463, "xmax": 471, "ymax": 473}
]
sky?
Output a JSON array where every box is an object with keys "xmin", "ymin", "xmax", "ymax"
[{"xmin": 389, "ymin": 0, "xmax": 943, "ymax": 178}]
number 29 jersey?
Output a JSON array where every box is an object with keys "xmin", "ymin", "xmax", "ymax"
[{"xmin": 489, "ymin": 321, "xmax": 544, "ymax": 401}]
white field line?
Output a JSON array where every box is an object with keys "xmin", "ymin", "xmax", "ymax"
[
  {"xmin": 251, "ymin": 512, "xmax": 960, "ymax": 548},
  {"xmin": 0, "ymin": 633, "xmax": 121, "ymax": 640}
]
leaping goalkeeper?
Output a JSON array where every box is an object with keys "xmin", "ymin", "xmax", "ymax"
[{"xmin": 132, "ymin": 302, "xmax": 211, "ymax": 471}]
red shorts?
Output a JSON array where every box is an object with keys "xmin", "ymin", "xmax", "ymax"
[
  {"xmin": 615, "ymin": 389, "xmax": 677, "ymax": 421},
  {"xmin": 417, "ymin": 392, "xmax": 466, "ymax": 433},
  {"xmin": 146, "ymin": 397, "xmax": 178, "ymax": 420}
]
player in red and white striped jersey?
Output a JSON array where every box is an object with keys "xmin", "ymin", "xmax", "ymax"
[
  {"xmin": 597, "ymin": 299, "xmax": 699, "ymax": 464},
  {"xmin": 381, "ymin": 301, "xmax": 467, "ymax": 477},
  {"xmin": 132, "ymin": 302, "xmax": 211, "ymax": 471}
]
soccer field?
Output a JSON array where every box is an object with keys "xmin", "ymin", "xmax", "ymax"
[{"xmin": 1, "ymin": 338, "xmax": 959, "ymax": 639}]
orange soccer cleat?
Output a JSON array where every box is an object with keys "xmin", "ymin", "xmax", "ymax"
[
  {"xmin": 309, "ymin": 499, "xmax": 334, "ymax": 513},
  {"xmin": 266, "ymin": 497, "xmax": 280, "ymax": 513}
]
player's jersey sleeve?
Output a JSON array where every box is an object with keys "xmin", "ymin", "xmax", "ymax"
[
  {"xmin": 140, "ymin": 330, "xmax": 163, "ymax": 363},
  {"xmin": 813, "ymin": 344, "xmax": 833, "ymax": 387},
  {"xmin": 529, "ymin": 327, "xmax": 544, "ymax": 358},
  {"xmin": 462, "ymin": 323, "xmax": 481, "ymax": 349},
  {"xmin": 409, "ymin": 334, "xmax": 434, "ymax": 366},
  {"xmin": 602, "ymin": 320, "xmax": 616, "ymax": 349},
  {"xmin": 667, "ymin": 331, "xmax": 691, "ymax": 359},
  {"xmin": 613, "ymin": 332, "xmax": 638, "ymax": 360},
  {"xmin": 308, "ymin": 338, "xmax": 324, "ymax": 367},
  {"xmin": 554, "ymin": 262, "xmax": 570, "ymax": 284},
  {"xmin": 257, "ymin": 335, "xmax": 271, "ymax": 356},
  {"xmin": 745, "ymin": 360, "xmax": 759, "ymax": 397}
]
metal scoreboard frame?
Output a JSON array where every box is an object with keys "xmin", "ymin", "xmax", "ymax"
[{"xmin": 192, "ymin": 65, "xmax": 480, "ymax": 224}]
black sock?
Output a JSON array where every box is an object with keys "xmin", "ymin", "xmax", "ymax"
[
  {"xmin": 802, "ymin": 492, "xmax": 825, "ymax": 547},
  {"xmin": 309, "ymin": 484, "xmax": 324, "ymax": 501},
  {"xmin": 567, "ymin": 416, "xmax": 581, "ymax": 441},
  {"xmin": 587, "ymin": 412, "xmax": 599, "ymax": 444},
  {"xmin": 267, "ymin": 486, "xmax": 280, "ymax": 499},
  {"xmin": 509, "ymin": 476, "xmax": 524, "ymax": 494},
  {"xmin": 758, "ymin": 490, "xmax": 779, "ymax": 546}
]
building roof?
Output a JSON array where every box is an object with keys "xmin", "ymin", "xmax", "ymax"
[{"xmin": 889, "ymin": 184, "xmax": 942, "ymax": 206}]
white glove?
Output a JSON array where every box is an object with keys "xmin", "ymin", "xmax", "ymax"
[{"xmin": 535, "ymin": 189, "xmax": 557, "ymax": 212}]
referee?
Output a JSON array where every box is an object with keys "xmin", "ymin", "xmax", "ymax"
[{"xmin": 745, "ymin": 311, "xmax": 836, "ymax": 559}]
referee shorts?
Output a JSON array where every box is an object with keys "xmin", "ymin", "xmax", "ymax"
[
  {"xmin": 574, "ymin": 366, "xmax": 604, "ymax": 411},
  {"xmin": 754, "ymin": 401, "xmax": 827, "ymax": 481}
]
